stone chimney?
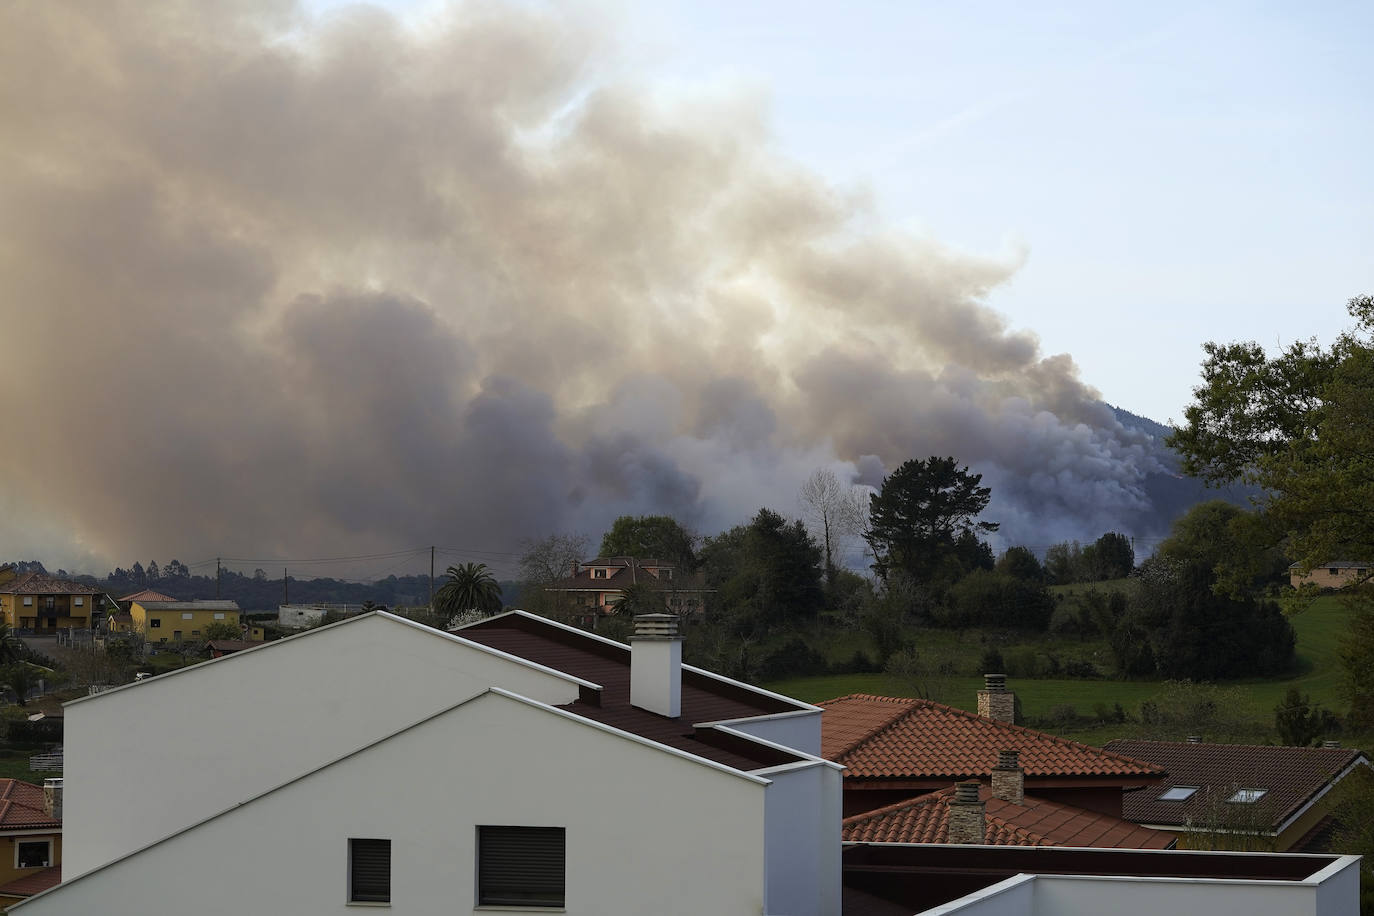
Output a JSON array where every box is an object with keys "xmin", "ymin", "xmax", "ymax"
[
  {"xmin": 630, "ymin": 614, "xmax": 682, "ymax": 718},
  {"xmin": 977, "ymin": 674, "xmax": 1014, "ymax": 724},
  {"xmin": 946, "ymin": 781, "xmax": 986, "ymax": 844},
  {"xmin": 1186, "ymin": 735, "xmax": 1202, "ymax": 744},
  {"xmin": 1322, "ymin": 739, "xmax": 1342, "ymax": 748},
  {"xmin": 991, "ymin": 749, "xmax": 1024, "ymax": 805},
  {"xmin": 43, "ymin": 777, "xmax": 62, "ymax": 820}
]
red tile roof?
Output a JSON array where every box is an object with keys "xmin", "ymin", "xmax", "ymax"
[
  {"xmin": 0, "ymin": 779, "xmax": 60, "ymax": 830},
  {"xmin": 0, "ymin": 572, "xmax": 102, "ymax": 596},
  {"xmin": 1104, "ymin": 739, "xmax": 1369, "ymax": 831},
  {"xmin": 457, "ymin": 612, "xmax": 811, "ymax": 772},
  {"xmin": 0, "ymin": 866, "xmax": 61, "ymax": 898},
  {"xmin": 118, "ymin": 589, "xmax": 177, "ymax": 603},
  {"xmin": 546, "ymin": 557, "xmax": 710, "ymax": 593},
  {"xmin": 820, "ymin": 695, "xmax": 1162, "ymax": 780},
  {"xmin": 842, "ymin": 785, "xmax": 1174, "ymax": 849}
]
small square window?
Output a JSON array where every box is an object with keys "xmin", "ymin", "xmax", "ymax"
[
  {"xmin": 214, "ymin": 612, "xmax": 225, "ymax": 620},
  {"xmin": 349, "ymin": 838, "xmax": 390, "ymax": 903},
  {"xmin": 149, "ymin": 618, "xmax": 162, "ymax": 628},
  {"xmin": 182, "ymin": 612, "xmax": 194, "ymax": 620},
  {"xmin": 44, "ymin": 598, "xmax": 54, "ymax": 610},
  {"xmin": 1158, "ymin": 786, "xmax": 1199, "ymax": 801},
  {"xmin": 74, "ymin": 597, "xmax": 83, "ymax": 607},
  {"xmin": 477, "ymin": 826, "xmax": 565, "ymax": 908},
  {"xmin": 191, "ymin": 630, "xmax": 200, "ymax": 636},
  {"xmin": 16, "ymin": 840, "xmax": 50, "ymax": 869},
  {"xmin": 22, "ymin": 598, "xmax": 31, "ymax": 607},
  {"xmin": 1228, "ymin": 788, "xmax": 1267, "ymax": 804},
  {"xmin": 592, "ymin": 568, "xmax": 606, "ymax": 579}
]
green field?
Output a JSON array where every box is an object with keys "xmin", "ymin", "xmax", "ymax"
[{"xmin": 765, "ymin": 594, "xmax": 1358, "ymax": 743}]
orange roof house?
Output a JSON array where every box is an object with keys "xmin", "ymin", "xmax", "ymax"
[
  {"xmin": 821, "ymin": 678, "xmax": 1163, "ymax": 819},
  {"xmin": 0, "ymin": 778, "xmax": 63, "ymax": 903},
  {"xmin": 544, "ymin": 556, "xmax": 713, "ymax": 619},
  {"xmin": 0, "ymin": 573, "xmax": 104, "ymax": 632}
]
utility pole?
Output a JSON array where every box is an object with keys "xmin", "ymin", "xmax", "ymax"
[
  {"xmin": 429, "ymin": 546, "xmax": 435, "ymax": 613},
  {"xmin": 216, "ymin": 558, "xmax": 221, "ymax": 598},
  {"xmin": 283, "ymin": 567, "xmax": 288, "ymax": 606}
]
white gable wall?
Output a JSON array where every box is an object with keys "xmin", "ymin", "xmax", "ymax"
[
  {"xmin": 63, "ymin": 614, "xmax": 586, "ymax": 877},
  {"xmin": 22, "ymin": 691, "xmax": 768, "ymax": 916}
]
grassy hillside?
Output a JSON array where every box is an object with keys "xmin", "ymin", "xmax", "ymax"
[{"xmin": 766, "ymin": 594, "xmax": 1357, "ymax": 744}]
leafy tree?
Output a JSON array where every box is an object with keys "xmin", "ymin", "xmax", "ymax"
[
  {"xmin": 130, "ymin": 562, "xmax": 146, "ymax": 586},
  {"xmin": 0, "ymin": 622, "xmax": 21, "ymax": 666},
  {"xmin": 0, "ymin": 663, "xmax": 41, "ymax": 707},
  {"xmin": 996, "ymin": 546, "xmax": 1045, "ymax": 582},
  {"xmin": 938, "ymin": 569, "xmax": 1054, "ymax": 630},
  {"xmin": 146, "ymin": 560, "xmax": 161, "ymax": 582},
  {"xmin": 1341, "ymin": 608, "xmax": 1374, "ymax": 729},
  {"xmin": 1273, "ymin": 687, "xmax": 1339, "ymax": 747},
  {"xmin": 699, "ymin": 508, "xmax": 824, "ymax": 634},
  {"xmin": 435, "ymin": 562, "xmax": 504, "ymax": 621},
  {"xmin": 202, "ymin": 621, "xmax": 242, "ymax": 641},
  {"xmin": 597, "ymin": 516, "xmax": 698, "ymax": 569},
  {"xmin": 1157, "ymin": 500, "xmax": 1286, "ymax": 594},
  {"xmin": 1043, "ymin": 541, "xmax": 1085, "ymax": 584},
  {"xmin": 1089, "ymin": 532, "xmax": 1135, "ymax": 579},
  {"xmin": 799, "ymin": 468, "xmax": 868, "ymax": 584},
  {"xmin": 517, "ymin": 533, "xmax": 590, "ymax": 621},
  {"xmin": 864, "ymin": 457, "xmax": 998, "ymax": 588},
  {"xmin": 1112, "ymin": 557, "xmax": 1295, "ymax": 680},
  {"xmin": 608, "ymin": 581, "xmax": 668, "ymax": 618}
]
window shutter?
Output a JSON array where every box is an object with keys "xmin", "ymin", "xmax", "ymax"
[
  {"xmin": 349, "ymin": 838, "xmax": 391, "ymax": 902},
  {"xmin": 478, "ymin": 826, "xmax": 565, "ymax": 906}
]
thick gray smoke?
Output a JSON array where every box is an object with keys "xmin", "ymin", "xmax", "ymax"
[{"xmin": 0, "ymin": 1, "xmax": 1162, "ymax": 574}]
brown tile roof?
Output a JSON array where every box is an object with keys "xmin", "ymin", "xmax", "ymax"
[
  {"xmin": 821, "ymin": 695, "xmax": 1163, "ymax": 781},
  {"xmin": 0, "ymin": 572, "xmax": 102, "ymax": 596},
  {"xmin": 842, "ymin": 786, "xmax": 1174, "ymax": 849},
  {"xmin": 1105, "ymin": 739, "xmax": 1369, "ymax": 832},
  {"xmin": 135, "ymin": 600, "xmax": 240, "ymax": 611},
  {"xmin": 546, "ymin": 557, "xmax": 710, "ymax": 592},
  {"xmin": 118, "ymin": 589, "xmax": 177, "ymax": 602},
  {"xmin": 0, "ymin": 779, "xmax": 60, "ymax": 830},
  {"xmin": 0, "ymin": 865, "xmax": 61, "ymax": 898},
  {"xmin": 458, "ymin": 611, "xmax": 809, "ymax": 772}
]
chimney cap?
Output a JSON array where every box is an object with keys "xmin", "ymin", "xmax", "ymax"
[
  {"xmin": 983, "ymin": 673, "xmax": 1007, "ymax": 693},
  {"xmin": 953, "ymin": 781, "xmax": 982, "ymax": 804},
  {"xmin": 1322, "ymin": 739, "xmax": 1342, "ymax": 748},
  {"xmin": 1186, "ymin": 735, "xmax": 1202, "ymax": 743},
  {"xmin": 995, "ymin": 749, "xmax": 1020, "ymax": 770},
  {"xmin": 632, "ymin": 613, "xmax": 680, "ymax": 639}
]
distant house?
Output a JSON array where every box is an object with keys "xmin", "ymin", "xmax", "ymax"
[
  {"xmin": 820, "ymin": 677, "xmax": 1164, "ymax": 819},
  {"xmin": 0, "ymin": 778, "xmax": 62, "ymax": 906},
  {"xmin": 128, "ymin": 600, "xmax": 240, "ymax": 645},
  {"xmin": 1104, "ymin": 739, "xmax": 1371, "ymax": 851},
  {"xmin": 1289, "ymin": 561, "xmax": 1370, "ymax": 589},
  {"xmin": 544, "ymin": 556, "xmax": 712, "ymax": 618},
  {"xmin": 0, "ymin": 573, "xmax": 104, "ymax": 632}
]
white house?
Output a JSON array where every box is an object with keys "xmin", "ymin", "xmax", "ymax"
[{"xmin": 20, "ymin": 611, "xmax": 842, "ymax": 916}]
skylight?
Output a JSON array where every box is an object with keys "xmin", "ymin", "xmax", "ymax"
[
  {"xmin": 1227, "ymin": 788, "xmax": 1267, "ymax": 804},
  {"xmin": 1159, "ymin": 786, "xmax": 1198, "ymax": 801}
]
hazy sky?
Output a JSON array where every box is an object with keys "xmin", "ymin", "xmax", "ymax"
[{"xmin": 2, "ymin": 0, "xmax": 1369, "ymax": 579}]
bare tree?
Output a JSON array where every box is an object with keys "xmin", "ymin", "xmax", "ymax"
[
  {"xmin": 800, "ymin": 468, "xmax": 868, "ymax": 583},
  {"xmin": 518, "ymin": 533, "xmax": 591, "ymax": 621}
]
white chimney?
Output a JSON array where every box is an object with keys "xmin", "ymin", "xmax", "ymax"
[{"xmin": 630, "ymin": 614, "xmax": 681, "ymax": 718}]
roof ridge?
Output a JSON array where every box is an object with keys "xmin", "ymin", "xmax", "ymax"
[
  {"xmin": 840, "ymin": 787, "xmax": 953, "ymax": 827},
  {"xmin": 1109, "ymin": 738, "xmax": 1364, "ymax": 755},
  {"xmin": 825, "ymin": 695, "xmax": 921, "ymax": 761}
]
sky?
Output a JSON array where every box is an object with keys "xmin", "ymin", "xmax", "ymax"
[{"xmin": 0, "ymin": 0, "xmax": 1369, "ymax": 581}]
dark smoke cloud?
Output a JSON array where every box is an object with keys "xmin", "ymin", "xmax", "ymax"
[{"xmin": 0, "ymin": 0, "xmax": 1164, "ymax": 574}]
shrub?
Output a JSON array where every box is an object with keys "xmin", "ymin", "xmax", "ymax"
[
  {"xmin": 755, "ymin": 637, "xmax": 828, "ymax": 681},
  {"xmin": 978, "ymin": 647, "xmax": 1005, "ymax": 675}
]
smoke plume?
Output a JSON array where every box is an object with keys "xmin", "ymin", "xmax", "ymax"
[{"xmin": 0, "ymin": 1, "xmax": 1163, "ymax": 575}]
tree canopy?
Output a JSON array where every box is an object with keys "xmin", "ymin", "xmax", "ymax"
[
  {"xmin": 597, "ymin": 515, "xmax": 697, "ymax": 568},
  {"xmin": 435, "ymin": 562, "xmax": 503, "ymax": 621},
  {"xmin": 699, "ymin": 508, "xmax": 824, "ymax": 634},
  {"xmin": 864, "ymin": 457, "xmax": 997, "ymax": 586}
]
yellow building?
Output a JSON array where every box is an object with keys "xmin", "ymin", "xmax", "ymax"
[
  {"xmin": 130, "ymin": 599, "xmax": 241, "ymax": 644},
  {"xmin": 0, "ymin": 572, "xmax": 104, "ymax": 632},
  {"xmin": 0, "ymin": 777, "xmax": 63, "ymax": 904},
  {"xmin": 1289, "ymin": 561, "xmax": 1370, "ymax": 589}
]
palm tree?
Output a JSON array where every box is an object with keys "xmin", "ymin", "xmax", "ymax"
[
  {"xmin": 434, "ymin": 563, "xmax": 503, "ymax": 623},
  {"xmin": 0, "ymin": 621, "xmax": 22, "ymax": 666}
]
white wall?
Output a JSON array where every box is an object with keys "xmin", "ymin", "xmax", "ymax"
[
  {"xmin": 63, "ymin": 614, "xmax": 586, "ymax": 877},
  {"xmin": 715, "ymin": 708, "xmax": 822, "ymax": 757},
  {"xmin": 22, "ymin": 691, "xmax": 769, "ymax": 916},
  {"xmin": 1030, "ymin": 875, "xmax": 1326, "ymax": 916},
  {"xmin": 761, "ymin": 760, "xmax": 843, "ymax": 916},
  {"xmin": 921, "ymin": 875, "xmax": 1037, "ymax": 916}
]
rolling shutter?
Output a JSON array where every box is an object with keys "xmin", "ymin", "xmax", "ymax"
[
  {"xmin": 478, "ymin": 826, "xmax": 565, "ymax": 906},
  {"xmin": 349, "ymin": 838, "xmax": 391, "ymax": 902}
]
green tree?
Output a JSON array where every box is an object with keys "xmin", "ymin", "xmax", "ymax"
[
  {"xmin": 0, "ymin": 621, "xmax": 21, "ymax": 666},
  {"xmin": 996, "ymin": 546, "xmax": 1045, "ymax": 582},
  {"xmin": 202, "ymin": 621, "xmax": 241, "ymax": 641},
  {"xmin": 608, "ymin": 581, "xmax": 669, "ymax": 618},
  {"xmin": 597, "ymin": 515, "xmax": 698, "ymax": 569},
  {"xmin": 1089, "ymin": 532, "xmax": 1135, "ymax": 580},
  {"xmin": 699, "ymin": 508, "xmax": 824, "ymax": 634},
  {"xmin": 863, "ymin": 457, "xmax": 998, "ymax": 587},
  {"xmin": 435, "ymin": 562, "xmax": 503, "ymax": 621},
  {"xmin": 1272, "ymin": 687, "xmax": 1338, "ymax": 747},
  {"xmin": 1156, "ymin": 500, "xmax": 1286, "ymax": 594}
]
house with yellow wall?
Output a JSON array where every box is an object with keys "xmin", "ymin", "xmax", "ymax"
[
  {"xmin": 0, "ymin": 573, "xmax": 104, "ymax": 632},
  {"xmin": 0, "ymin": 777, "xmax": 63, "ymax": 905},
  {"xmin": 1289, "ymin": 561, "xmax": 1370, "ymax": 589},
  {"xmin": 129, "ymin": 600, "xmax": 240, "ymax": 645}
]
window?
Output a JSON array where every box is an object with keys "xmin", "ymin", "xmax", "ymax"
[
  {"xmin": 16, "ymin": 840, "xmax": 51, "ymax": 869},
  {"xmin": 661, "ymin": 568, "xmax": 672, "ymax": 580},
  {"xmin": 74, "ymin": 597, "xmax": 83, "ymax": 607},
  {"xmin": 149, "ymin": 618, "xmax": 161, "ymax": 628},
  {"xmin": 1228, "ymin": 788, "xmax": 1267, "ymax": 804},
  {"xmin": 22, "ymin": 597, "xmax": 31, "ymax": 607},
  {"xmin": 191, "ymin": 630, "xmax": 200, "ymax": 637},
  {"xmin": 44, "ymin": 598, "xmax": 54, "ymax": 610},
  {"xmin": 592, "ymin": 568, "xmax": 606, "ymax": 579},
  {"xmin": 182, "ymin": 612, "xmax": 194, "ymax": 620},
  {"xmin": 214, "ymin": 612, "xmax": 225, "ymax": 620},
  {"xmin": 1330, "ymin": 568, "xmax": 1340, "ymax": 575},
  {"xmin": 477, "ymin": 826, "xmax": 565, "ymax": 908},
  {"xmin": 1158, "ymin": 786, "xmax": 1199, "ymax": 801},
  {"xmin": 348, "ymin": 838, "xmax": 390, "ymax": 903}
]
